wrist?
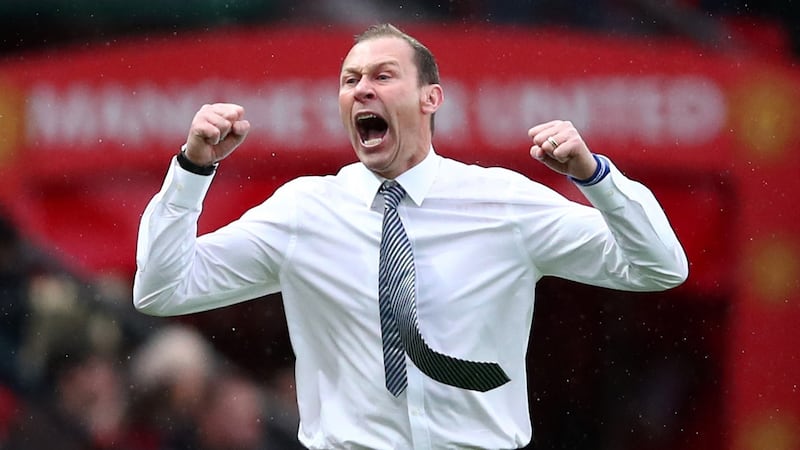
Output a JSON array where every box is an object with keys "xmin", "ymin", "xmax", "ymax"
[
  {"xmin": 177, "ymin": 144, "xmax": 216, "ymax": 176},
  {"xmin": 569, "ymin": 154, "xmax": 609, "ymax": 186}
]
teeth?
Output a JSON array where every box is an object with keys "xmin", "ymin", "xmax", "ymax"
[
  {"xmin": 357, "ymin": 113, "xmax": 377, "ymax": 121},
  {"xmin": 363, "ymin": 137, "xmax": 382, "ymax": 146}
]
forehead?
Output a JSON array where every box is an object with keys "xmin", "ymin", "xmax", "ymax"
[{"xmin": 341, "ymin": 36, "xmax": 415, "ymax": 71}]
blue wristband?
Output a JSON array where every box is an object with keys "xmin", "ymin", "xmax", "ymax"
[{"xmin": 569, "ymin": 154, "xmax": 609, "ymax": 186}]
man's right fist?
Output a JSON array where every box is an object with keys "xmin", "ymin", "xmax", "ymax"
[{"xmin": 184, "ymin": 103, "xmax": 251, "ymax": 166}]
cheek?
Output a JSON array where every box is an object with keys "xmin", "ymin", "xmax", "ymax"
[
  {"xmin": 393, "ymin": 104, "xmax": 419, "ymax": 131},
  {"xmin": 398, "ymin": 93, "xmax": 424, "ymax": 120},
  {"xmin": 338, "ymin": 93, "xmax": 351, "ymax": 126}
]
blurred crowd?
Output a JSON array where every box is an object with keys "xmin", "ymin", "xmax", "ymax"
[{"xmin": 0, "ymin": 216, "xmax": 304, "ymax": 450}]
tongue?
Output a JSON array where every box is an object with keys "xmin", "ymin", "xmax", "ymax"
[
  {"xmin": 366, "ymin": 127, "xmax": 384, "ymax": 140},
  {"xmin": 362, "ymin": 128, "xmax": 385, "ymax": 146}
]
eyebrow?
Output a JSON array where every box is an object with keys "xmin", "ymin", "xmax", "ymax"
[{"xmin": 341, "ymin": 59, "xmax": 401, "ymax": 77}]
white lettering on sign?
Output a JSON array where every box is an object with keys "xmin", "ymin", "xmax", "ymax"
[
  {"xmin": 27, "ymin": 78, "xmax": 348, "ymax": 150},
  {"xmin": 25, "ymin": 75, "xmax": 725, "ymax": 153},
  {"xmin": 476, "ymin": 76, "xmax": 726, "ymax": 147}
]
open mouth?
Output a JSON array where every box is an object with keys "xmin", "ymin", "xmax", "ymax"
[{"xmin": 355, "ymin": 112, "xmax": 389, "ymax": 147}]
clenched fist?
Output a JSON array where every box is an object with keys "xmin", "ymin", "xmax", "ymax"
[
  {"xmin": 184, "ymin": 103, "xmax": 251, "ymax": 166},
  {"xmin": 528, "ymin": 120, "xmax": 597, "ymax": 181}
]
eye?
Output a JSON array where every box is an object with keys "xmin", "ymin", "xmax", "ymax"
[
  {"xmin": 342, "ymin": 76, "xmax": 359, "ymax": 86},
  {"xmin": 376, "ymin": 73, "xmax": 392, "ymax": 81}
]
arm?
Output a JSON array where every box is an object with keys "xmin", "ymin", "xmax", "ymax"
[
  {"xmin": 526, "ymin": 120, "xmax": 688, "ymax": 291},
  {"xmin": 133, "ymin": 103, "xmax": 283, "ymax": 316}
]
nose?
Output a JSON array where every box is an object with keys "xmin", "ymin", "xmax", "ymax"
[{"xmin": 354, "ymin": 77, "xmax": 375, "ymax": 102}]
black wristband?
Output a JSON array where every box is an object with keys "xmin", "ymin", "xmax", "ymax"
[{"xmin": 177, "ymin": 144, "xmax": 216, "ymax": 176}]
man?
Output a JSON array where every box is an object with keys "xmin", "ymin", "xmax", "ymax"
[{"xmin": 134, "ymin": 23, "xmax": 688, "ymax": 449}]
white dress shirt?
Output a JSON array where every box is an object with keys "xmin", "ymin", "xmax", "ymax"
[{"xmin": 134, "ymin": 148, "xmax": 687, "ymax": 449}]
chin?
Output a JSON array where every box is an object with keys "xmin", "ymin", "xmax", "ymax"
[{"xmin": 358, "ymin": 154, "xmax": 394, "ymax": 177}]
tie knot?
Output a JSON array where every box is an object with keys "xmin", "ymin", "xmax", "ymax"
[{"xmin": 381, "ymin": 181, "xmax": 406, "ymax": 210}]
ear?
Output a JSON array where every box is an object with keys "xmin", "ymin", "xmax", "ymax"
[{"xmin": 420, "ymin": 84, "xmax": 443, "ymax": 115}]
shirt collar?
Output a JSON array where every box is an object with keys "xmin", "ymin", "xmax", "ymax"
[{"xmin": 354, "ymin": 147, "xmax": 440, "ymax": 208}]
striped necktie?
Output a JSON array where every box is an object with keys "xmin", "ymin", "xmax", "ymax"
[{"xmin": 378, "ymin": 181, "xmax": 510, "ymax": 396}]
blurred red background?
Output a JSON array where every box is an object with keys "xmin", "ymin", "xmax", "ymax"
[{"xmin": 0, "ymin": 23, "xmax": 798, "ymax": 449}]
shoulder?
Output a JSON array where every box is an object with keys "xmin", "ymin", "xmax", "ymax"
[
  {"xmin": 266, "ymin": 163, "xmax": 364, "ymax": 208},
  {"xmin": 440, "ymin": 156, "xmax": 527, "ymax": 179},
  {"xmin": 276, "ymin": 166, "xmax": 353, "ymax": 196},
  {"xmin": 438, "ymin": 156, "xmax": 546, "ymax": 190},
  {"xmin": 242, "ymin": 173, "xmax": 343, "ymax": 224},
  {"xmin": 432, "ymin": 156, "xmax": 572, "ymax": 207},
  {"xmin": 279, "ymin": 175, "xmax": 331, "ymax": 193}
]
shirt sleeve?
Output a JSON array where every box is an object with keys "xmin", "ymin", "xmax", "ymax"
[
  {"xmin": 133, "ymin": 157, "xmax": 288, "ymax": 316},
  {"xmin": 523, "ymin": 156, "xmax": 688, "ymax": 291}
]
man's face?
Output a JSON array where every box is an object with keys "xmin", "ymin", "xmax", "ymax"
[{"xmin": 339, "ymin": 36, "xmax": 440, "ymax": 179}]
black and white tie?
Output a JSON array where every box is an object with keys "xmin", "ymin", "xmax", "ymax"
[{"xmin": 378, "ymin": 181, "xmax": 510, "ymax": 396}]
